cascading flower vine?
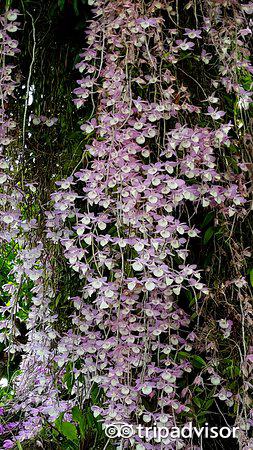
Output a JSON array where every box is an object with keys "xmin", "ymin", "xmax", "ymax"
[
  {"xmin": 44, "ymin": 0, "xmax": 251, "ymax": 448},
  {"xmin": 0, "ymin": 7, "xmax": 70, "ymax": 448},
  {"xmin": 0, "ymin": 0, "xmax": 252, "ymax": 449}
]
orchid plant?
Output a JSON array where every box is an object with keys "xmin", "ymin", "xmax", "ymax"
[{"xmin": 0, "ymin": 1, "xmax": 252, "ymax": 449}]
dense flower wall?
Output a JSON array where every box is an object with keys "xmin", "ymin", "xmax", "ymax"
[
  {"xmin": 0, "ymin": 1, "xmax": 252, "ymax": 449},
  {"xmin": 0, "ymin": 8, "xmax": 70, "ymax": 447}
]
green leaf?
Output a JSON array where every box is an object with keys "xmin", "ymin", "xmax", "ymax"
[
  {"xmin": 86, "ymin": 409, "xmax": 95, "ymax": 428},
  {"xmin": 204, "ymin": 399, "xmax": 214, "ymax": 410},
  {"xmin": 72, "ymin": 406, "xmax": 82, "ymax": 422},
  {"xmin": 73, "ymin": 0, "xmax": 79, "ymax": 15},
  {"xmin": 55, "ymin": 412, "xmax": 64, "ymax": 431},
  {"xmin": 63, "ymin": 362, "xmax": 74, "ymax": 393},
  {"xmin": 61, "ymin": 422, "xmax": 78, "ymax": 442},
  {"xmin": 90, "ymin": 383, "xmax": 100, "ymax": 404},
  {"xmin": 178, "ymin": 351, "xmax": 190, "ymax": 360},
  {"xmin": 201, "ymin": 212, "xmax": 214, "ymax": 228},
  {"xmin": 203, "ymin": 226, "xmax": 214, "ymax": 245},
  {"xmin": 17, "ymin": 442, "xmax": 23, "ymax": 450},
  {"xmin": 249, "ymin": 268, "xmax": 253, "ymax": 287},
  {"xmin": 72, "ymin": 406, "xmax": 85, "ymax": 438},
  {"xmin": 191, "ymin": 355, "xmax": 206, "ymax": 369},
  {"xmin": 193, "ymin": 397, "xmax": 202, "ymax": 408},
  {"xmin": 58, "ymin": 0, "xmax": 65, "ymax": 10}
]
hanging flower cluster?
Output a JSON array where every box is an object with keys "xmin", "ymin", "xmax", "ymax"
[
  {"xmin": 0, "ymin": 1, "xmax": 252, "ymax": 449},
  {"xmin": 43, "ymin": 0, "xmax": 251, "ymax": 448},
  {"xmin": 0, "ymin": 9, "xmax": 68, "ymax": 448},
  {"xmin": 0, "ymin": 7, "xmax": 25, "ymax": 359},
  {"xmin": 203, "ymin": 1, "xmax": 252, "ymax": 110},
  {"xmin": 30, "ymin": 114, "xmax": 58, "ymax": 127},
  {"xmin": 0, "ymin": 8, "xmax": 21, "ymax": 244}
]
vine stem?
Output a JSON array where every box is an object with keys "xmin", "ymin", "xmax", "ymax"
[{"xmin": 22, "ymin": 11, "xmax": 36, "ymax": 160}]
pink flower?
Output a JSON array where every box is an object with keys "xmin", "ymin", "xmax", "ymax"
[
  {"xmin": 206, "ymin": 106, "xmax": 226, "ymax": 120},
  {"xmin": 3, "ymin": 441, "xmax": 14, "ymax": 449},
  {"xmin": 246, "ymin": 355, "xmax": 253, "ymax": 363},
  {"xmin": 175, "ymin": 39, "xmax": 195, "ymax": 51},
  {"xmin": 184, "ymin": 28, "xmax": 202, "ymax": 39}
]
